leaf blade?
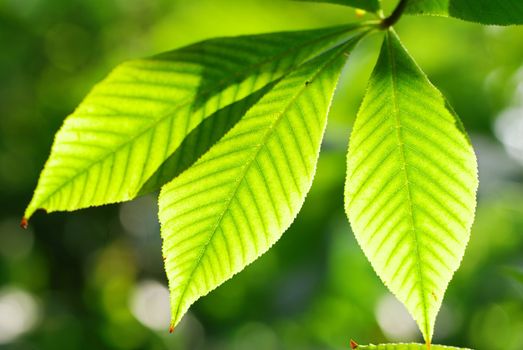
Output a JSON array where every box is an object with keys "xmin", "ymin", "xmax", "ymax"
[
  {"xmin": 344, "ymin": 31, "xmax": 478, "ymax": 343},
  {"xmin": 405, "ymin": 0, "xmax": 523, "ymax": 25},
  {"xmin": 25, "ymin": 25, "xmax": 363, "ymax": 220},
  {"xmin": 159, "ymin": 36, "xmax": 363, "ymax": 329}
]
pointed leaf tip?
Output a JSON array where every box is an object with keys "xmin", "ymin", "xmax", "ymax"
[
  {"xmin": 25, "ymin": 25, "xmax": 360, "ymax": 219},
  {"xmin": 344, "ymin": 31, "xmax": 478, "ymax": 342},
  {"xmin": 20, "ymin": 217, "xmax": 28, "ymax": 229},
  {"xmin": 351, "ymin": 339, "xmax": 359, "ymax": 349},
  {"xmin": 169, "ymin": 324, "xmax": 174, "ymax": 333},
  {"xmin": 159, "ymin": 38, "xmax": 360, "ymax": 329}
]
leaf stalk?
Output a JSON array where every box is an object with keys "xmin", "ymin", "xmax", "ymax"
[{"xmin": 380, "ymin": 0, "xmax": 409, "ymax": 28}]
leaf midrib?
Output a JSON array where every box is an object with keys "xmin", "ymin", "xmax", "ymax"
[
  {"xmin": 29, "ymin": 25, "xmax": 360, "ymax": 216},
  {"xmin": 386, "ymin": 31, "xmax": 430, "ymax": 340},
  {"xmin": 170, "ymin": 42, "xmax": 352, "ymax": 323}
]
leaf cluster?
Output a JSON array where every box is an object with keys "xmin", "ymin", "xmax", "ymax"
[{"xmin": 25, "ymin": 0, "xmax": 522, "ymax": 348}]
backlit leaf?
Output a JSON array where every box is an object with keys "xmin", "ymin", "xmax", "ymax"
[
  {"xmin": 345, "ymin": 31, "xmax": 478, "ymax": 343},
  {"xmin": 24, "ymin": 24, "xmax": 363, "ymax": 220},
  {"xmin": 159, "ymin": 36, "xmax": 364, "ymax": 329}
]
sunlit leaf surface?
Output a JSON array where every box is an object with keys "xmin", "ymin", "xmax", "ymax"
[
  {"xmin": 159, "ymin": 37, "xmax": 363, "ymax": 329},
  {"xmin": 345, "ymin": 30, "xmax": 478, "ymax": 343},
  {"xmin": 25, "ymin": 25, "xmax": 362, "ymax": 220}
]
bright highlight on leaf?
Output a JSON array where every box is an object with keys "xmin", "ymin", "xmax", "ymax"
[
  {"xmin": 24, "ymin": 0, "xmax": 497, "ymax": 345},
  {"xmin": 405, "ymin": 0, "xmax": 523, "ymax": 25},
  {"xmin": 24, "ymin": 25, "xmax": 361, "ymax": 221},
  {"xmin": 354, "ymin": 343, "xmax": 472, "ymax": 350},
  {"xmin": 344, "ymin": 31, "xmax": 478, "ymax": 343},
  {"xmin": 159, "ymin": 36, "xmax": 363, "ymax": 329}
]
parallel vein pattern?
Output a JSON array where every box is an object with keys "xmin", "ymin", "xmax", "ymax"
[
  {"xmin": 405, "ymin": 0, "xmax": 523, "ymax": 25},
  {"xmin": 344, "ymin": 31, "xmax": 478, "ymax": 343},
  {"xmin": 25, "ymin": 25, "xmax": 362, "ymax": 220},
  {"xmin": 159, "ymin": 38, "xmax": 359, "ymax": 329}
]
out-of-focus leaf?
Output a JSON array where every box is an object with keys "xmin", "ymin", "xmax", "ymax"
[
  {"xmin": 295, "ymin": 0, "xmax": 380, "ymax": 13},
  {"xmin": 405, "ymin": 0, "xmax": 523, "ymax": 25}
]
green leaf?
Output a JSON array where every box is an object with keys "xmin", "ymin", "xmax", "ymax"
[
  {"xmin": 24, "ymin": 24, "xmax": 363, "ymax": 221},
  {"xmin": 344, "ymin": 31, "xmax": 478, "ymax": 343},
  {"xmin": 295, "ymin": 0, "xmax": 380, "ymax": 13},
  {"xmin": 355, "ymin": 343, "xmax": 472, "ymax": 350},
  {"xmin": 159, "ymin": 36, "xmax": 363, "ymax": 329},
  {"xmin": 405, "ymin": 0, "xmax": 523, "ymax": 25},
  {"xmin": 137, "ymin": 83, "xmax": 275, "ymax": 196}
]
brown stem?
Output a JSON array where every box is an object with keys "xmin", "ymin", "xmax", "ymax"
[{"xmin": 380, "ymin": 0, "xmax": 409, "ymax": 28}]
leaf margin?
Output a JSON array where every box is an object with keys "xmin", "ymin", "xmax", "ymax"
[
  {"xmin": 344, "ymin": 29, "xmax": 479, "ymax": 344},
  {"xmin": 23, "ymin": 24, "xmax": 369, "ymax": 222},
  {"xmin": 158, "ymin": 33, "xmax": 370, "ymax": 330}
]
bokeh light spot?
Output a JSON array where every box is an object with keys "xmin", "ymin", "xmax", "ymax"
[
  {"xmin": 119, "ymin": 196, "xmax": 159, "ymax": 238},
  {"xmin": 495, "ymin": 107, "xmax": 523, "ymax": 165},
  {"xmin": 0, "ymin": 287, "xmax": 40, "ymax": 344},
  {"xmin": 375, "ymin": 294, "xmax": 419, "ymax": 342},
  {"xmin": 130, "ymin": 280, "xmax": 170, "ymax": 331}
]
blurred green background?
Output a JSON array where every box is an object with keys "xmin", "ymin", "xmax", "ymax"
[{"xmin": 1, "ymin": 0, "xmax": 523, "ymax": 349}]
